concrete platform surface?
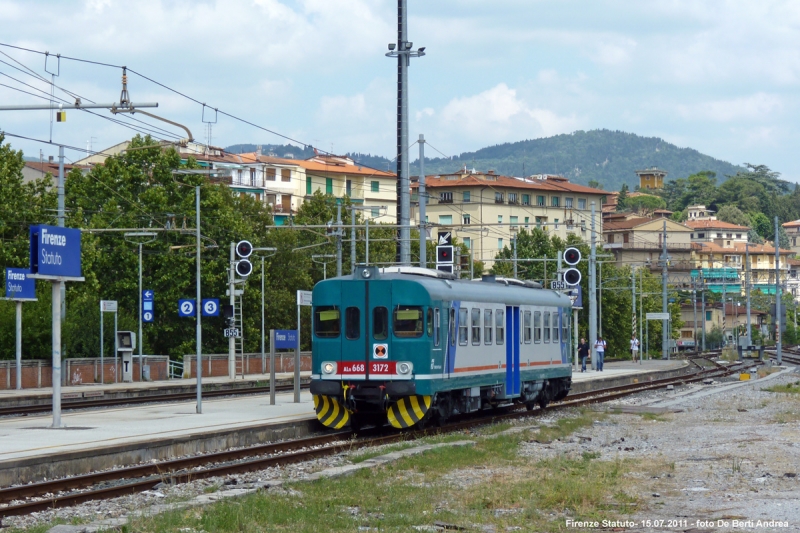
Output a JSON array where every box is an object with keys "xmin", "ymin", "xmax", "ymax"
[
  {"xmin": 0, "ymin": 389, "xmax": 316, "ymax": 465},
  {"xmin": 0, "ymin": 371, "xmax": 309, "ymax": 401},
  {"xmin": 571, "ymin": 359, "xmax": 688, "ymax": 383}
]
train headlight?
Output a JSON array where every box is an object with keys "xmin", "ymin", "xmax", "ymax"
[
  {"xmin": 322, "ymin": 362, "xmax": 336, "ymax": 374},
  {"xmin": 398, "ymin": 362, "xmax": 412, "ymax": 374}
]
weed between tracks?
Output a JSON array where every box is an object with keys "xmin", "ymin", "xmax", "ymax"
[{"xmin": 114, "ymin": 412, "xmax": 638, "ymax": 533}]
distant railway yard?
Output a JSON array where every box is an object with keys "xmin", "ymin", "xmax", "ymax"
[{"xmin": 0, "ymin": 353, "xmax": 797, "ymax": 533}]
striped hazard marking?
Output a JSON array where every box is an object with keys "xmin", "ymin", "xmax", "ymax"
[
  {"xmin": 387, "ymin": 395, "xmax": 432, "ymax": 429},
  {"xmin": 313, "ymin": 395, "xmax": 350, "ymax": 429}
]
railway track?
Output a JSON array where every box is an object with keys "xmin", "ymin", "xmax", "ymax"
[
  {"xmin": 0, "ymin": 358, "xmax": 755, "ymax": 520},
  {"xmin": 0, "ymin": 383, "xmax": 309, "ymax": 418}
]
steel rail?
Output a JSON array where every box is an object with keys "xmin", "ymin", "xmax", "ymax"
[{"xmin": 0, "ymin": 359, "xmax": 756, "ymax": 519}]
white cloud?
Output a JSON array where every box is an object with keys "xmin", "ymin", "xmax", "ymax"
[
  {"xmin": 677, "ymin": 93, "xmax": 783, "ymax": 122},
  {"xmin": 415, "ymin": 107, "xmax": 434, "ymax": 121},
  {"xmin": 439, "ymin": 83, "xmax": 580, "ymax": 142}
]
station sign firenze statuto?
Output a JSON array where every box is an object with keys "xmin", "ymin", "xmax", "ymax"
[
  {"xmin": 275, "ymin": 330, "xmax": 298, "ymax": 349},
  {"xmin": 29, "ymin": 225, "xmax": 82, "ymax": 278},
  {"xmin": 5, "ymin": 268, "xmax": 36, "ymax": 299}
]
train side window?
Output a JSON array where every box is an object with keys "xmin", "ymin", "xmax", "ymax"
[
  {"xmin": 427, "ymin": 308, "xmax": 433, "ymax": 337},
  {"xmin": 553, "ymin": 312, "xmax": 560, "ymax": 342},
  {"xmin": 434, "ymin": 308, "xmax": 440, "ymax": 347},
  {"xmin": 523, "ymin": 311, "xmax": 532, "ymax": 343},
  {"xmin": 534, "ymin": 311, "xmax": 541, "ymax": 343},
  {"xmin": 543, "ymin": 312, "xmax": 551, "ymax": 343},
  {"xmin": 314, "ymin": 306, "xmax": 340, "ymax": 338},
  {"xmin": 345, "ymin": 307, "xmax": 360, "ymax": 340},
  {"xmin": 471, "ymin": 308, "xmax": 480, "ymax": 345},
  {"xmin": 449, "ymin": 308, "xmax": 456, "ymax": 346},
  {"xmin": 484, "ymin": 309, "xmax": 493, "ymax": 344},
  {"xmin": 373, "ymin": 307, "xmax": 388, "ymax": 340},
  {"xmin": 458, "ymin": 308, "xmax": 469, "ymax": 345},
  {"xmin": 496, "ymin": 309, "xmax": 504, "ymax": 345},
  {"xmin": 394, "ymin": 306, "xmax": 424, "ymax": 338}
]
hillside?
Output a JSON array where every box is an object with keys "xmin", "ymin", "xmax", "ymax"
[
  {"xmin": 418, "ymin": 130, "xmax": 744, "ymax": 191},
  {"xmin": 226, "ymin": 130, "xmax": 745, "ymax": 192}
]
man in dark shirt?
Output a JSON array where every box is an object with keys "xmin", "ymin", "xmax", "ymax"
[{"xmin": 578, "ymin": 338, "xmax": 590, "ymax": 372}]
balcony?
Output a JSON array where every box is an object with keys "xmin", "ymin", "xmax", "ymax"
[{"xmin": 603, "ymin": 241, "xmax": 694, "ymax": 251}]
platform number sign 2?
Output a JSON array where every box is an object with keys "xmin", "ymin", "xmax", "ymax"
[{"xmin": 178, "ymin": 299, "xmax": 196, "ymax": 317}]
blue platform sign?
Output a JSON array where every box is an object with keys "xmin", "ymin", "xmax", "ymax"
[
  {"xmin": 275, "ymin": 329, "xmax": 298, "ymax": 349},
  {"xmin": 178, "ymin": 299, "xmax": 196, "ymax": 317},
  {"xmin": 143, "ymin": 289, "xmax": 155, "ymax": 323},
  {"xmin": 201, "ymin": 298, "xmax": 220, "ymax": 317},
  {"xmin": 29, "ymin": 224, "xmax": 82, "ymax": 278},
  {"xmin": 5, "ymin": 268, "xmax": 36, "ymax": 300}
]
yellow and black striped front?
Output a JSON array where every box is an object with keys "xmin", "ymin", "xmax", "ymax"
[
  {"xmin": 387, "ymin": 395, "xmax": 432, "ymax": 428},
  {"xmin": 313, "ymin": 395, "xmax": 350, "ymax": 429}
]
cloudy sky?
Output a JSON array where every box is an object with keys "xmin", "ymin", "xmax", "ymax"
[{"xmin": 1, "ymin": 0, "xmax": 798, "ymax": 180}]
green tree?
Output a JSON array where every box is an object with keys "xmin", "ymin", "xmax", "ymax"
[
  {"xmin": 748, "ymin": 212, "xmax": 772, "ymax": 241},
  {"xmin": 616, "ymin": 183, "xmax": 629, "ymax": 212},
  {"xmin": 716, "ymin": 205, "xmax": 750, "ymax": 227},
  {"xmin": 625, "ymin": 195, "xmax": 667, "ymax": 216},
  {"xmin": 681, "ymin": 171, "xmax": 717, "ymax": 207}
]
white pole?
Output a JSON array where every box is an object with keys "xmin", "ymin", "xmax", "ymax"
[
  {"xmin": 295, "ymin": 302, "xmax": 301, "ymax": 403},
  {"xmin": 196, "ymin": 186, "xmax": 203, "ymax": 414},
  {"xmin": 99, "ymin": 304, "xmax": 104, "ymax": 384},
  {"xmin": 261, "ymin": 256, "xmax": 265, "ymax": 374},
  {"xmin": 138, "ymin": 243, "xmax": 143, "ymax": 381},
  {"xmin": 114, "ymin": 310, "xmax": 118, "ymax": 383},
  {"xmin": 16, "ymin": 301, "xmax": 22, "ymax": 390},
  {"xmin": 228, "ymin": 242, "xmax": 236, "ymax": 379},
  {"xmin": 270, "ymin": 329, "xmax": 276, "ymax": 405},
  {"xmin": 573, "ymin": 308, "xmax": 579, "ymax": 369},
  {"xmin": 51, "ymin": 282, "xmax": 62, "ymax": 428}
]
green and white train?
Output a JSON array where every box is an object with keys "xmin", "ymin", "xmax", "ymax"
[{"xmin": 310, "ymin": 266, "xmax": 573, "ymax": 430}]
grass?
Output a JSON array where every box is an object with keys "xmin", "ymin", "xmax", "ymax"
[
  {"xmin": 527, "ymin": 408, "xmax": 607, "ymax": 443},
  {"xmin": 764, "ymin": 381, "xmax": 800, "ymax": 394},
  {"xmin": 639, "ymin": 412, "xmax": 668, "ymax": 422},
  {"xmin": 122, "ymin": 413, "xmax": 637, "ymax": 533}
]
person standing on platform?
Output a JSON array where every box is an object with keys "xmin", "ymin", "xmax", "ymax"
[
  {"xmin": 578, "ymin": 338, "xmax": 590, "ymax": 372},
  {"xmin": 594, "ymin": 336, "xmax": 607, "ymax": 371},
  {"xmin": 630, "ymin": 335, "xmax": 640, "ymax": 362}
]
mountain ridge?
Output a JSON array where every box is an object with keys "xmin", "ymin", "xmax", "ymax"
[{"xmin": 227, "ymin": 129, "xmax": 746, "ymax": 192}]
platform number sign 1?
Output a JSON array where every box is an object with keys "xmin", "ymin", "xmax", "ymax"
[
  {"xmin": 178, "ymin": 299, "xmax": 196, "ymax": 317},
  {"xmin": 142, "ymin": 289, "xmax": 155, "ymax": 323}
]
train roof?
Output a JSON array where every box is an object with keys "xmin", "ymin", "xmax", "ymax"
[{"xmin": 315, "ymin": 266, "xmax": 573, "ymax": 308}]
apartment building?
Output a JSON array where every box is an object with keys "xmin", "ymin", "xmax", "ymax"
[
  {"xmin": 679, "ymin": 303, "xmax": 767, "ymax": 348},
  {"xmin": 691, "ymin": 242, "xmax": 793, "ymax": 296},
  {"xmin": 685, "ymin": 219, "xmax": 749, "ymax": 247},
  {"xmin": 782, "ymin": 219, "xmax": 800, "ymax": 256},
  {"xmin": 411, "ymin": 169, "xmax": 607, "ymax": 267},
  {"xmin": 603, "ymin": 215, "xmax": 693, "ymax": 285}
]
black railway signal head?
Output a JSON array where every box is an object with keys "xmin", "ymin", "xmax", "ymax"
[
  {"xmin": 236, "ymin": 240, "xmax": 253, "ymax": 259},
  {"xmin": 235, "ymin": 259, "xmax": 253, "ymax": 277},
  {"xmin": 437, "ymin": 245, "xmax": 454, "ymax": 264},
  {"xmin": 564, "ymin": 268, "xmax": 582, "ymax": 286},
  {"xmin": 564, "ymin": 247, "xmax": 581, "ymax": 266}
]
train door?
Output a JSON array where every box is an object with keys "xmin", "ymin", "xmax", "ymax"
[
  {"xmin": 367, "ymin": 280, "xmax": 392, "ymax": 379},
  {"xmin": 340, "ymin": 280, "xmax": 365, "ymax": 367},
  {"xmin": 445, "ymin": 301, "xmax": 459, "ymax": 378},
  {"xmin": 505, "ymin": 305, "xmax": 521, "ymax": 397},
  {"xmin": 431, "ymin": 305, "xmax": 445, "ymax": 378}
]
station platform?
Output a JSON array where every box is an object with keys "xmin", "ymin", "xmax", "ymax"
[
  {"xmin": 0, "ymin": 360, "xmax": 688, "ymax": 487},
  {"xmin": 0, "ymin": 372, "xmax": 310, "ymax": 409}
]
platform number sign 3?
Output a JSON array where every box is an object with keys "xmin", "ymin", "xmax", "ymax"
[
  {"xmin": 373, "ymin": 344, "xmax": 388, "ymax": 359},
  {"xmin": 201, "ymin": 298, "xmax": 220, "ymax": 317}
]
